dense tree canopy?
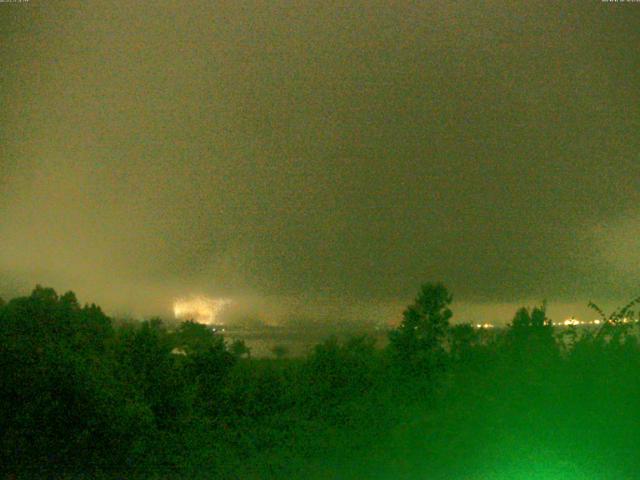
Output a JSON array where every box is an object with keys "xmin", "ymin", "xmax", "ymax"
[
  {"xmin": 1, "ymin": 283, "xmax": 639, "ymax": 479},
  {"xmin": 388, "ymin": 282, "xmax": 453, "ymax": 373}
]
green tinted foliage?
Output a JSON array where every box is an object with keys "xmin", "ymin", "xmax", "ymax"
[
  {"xmin": 0, "ymin": 288, "xmax": 154, "ymax": 477},
  {"xmin": 170, "ymin": 322, "xmax": 236, "ymax": 412},
  {"xmin": 3, "ymin": 284, "xmax": 640, "ymax": 479},
  {"xmin": 504, "ymin": 304, "xmax": 558, "ymax": 366},
  {"xmin": 448, "ymin": 323, "xmax": 484, "ymax": 365},
  {"xmin": 230, "ymin": 338, "xmax": 251, "ymax": 358},
  {"xmin": 388, "ymin": 282, "xmax": 453, "ymax": 373},
  {"xmin": 305, "ymin": 335, "xmax": 378, "ymax": 408},
  {"xmin": 113, "ymin": 319, "xmax": 190, "ymax": 430},
  {"xmin": 173, "ymin": 320, "xmax": 223, "ymax": 355}
]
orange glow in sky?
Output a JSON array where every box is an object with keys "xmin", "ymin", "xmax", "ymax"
[{"xmin": 173, "ymin": 295, "xmax": 232, "ymax": 324}]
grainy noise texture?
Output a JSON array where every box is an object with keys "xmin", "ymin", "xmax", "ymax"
[{"xmin": 1, "ymin": 1, "xmax": 639, "ymax": 322}]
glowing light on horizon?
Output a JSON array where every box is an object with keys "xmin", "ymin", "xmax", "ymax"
[
  {"xmin": 475, "ymin": 323, "xmax": 494, "ymax": 329},
  {"xmin": 563, "ymin": 318, "xmax": 580, "ymax": 326},
  {"xmin": 173, "ymin": 295, "xmax": 232, "ymax": 324}
]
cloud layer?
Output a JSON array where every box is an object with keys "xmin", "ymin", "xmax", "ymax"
[{"xmin": 1, "ymin": 1, "xmax": 639, "ymax": 322}]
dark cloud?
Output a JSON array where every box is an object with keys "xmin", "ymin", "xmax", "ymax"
[{"xmin": 1, "ymin": 1, "xmax": 639, "ymax": 322}]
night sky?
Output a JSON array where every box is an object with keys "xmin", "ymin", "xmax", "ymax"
[{"xmin": 1, "ymin": 1, "xmax": 639, "ymax": 325}]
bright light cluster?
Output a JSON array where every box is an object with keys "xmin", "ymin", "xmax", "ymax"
[
  {"xmin": 173, "ymin": 295, "xmax": 232, "ymax": 324},
  {"xmin": 475, "ymin": 323, "xmax": 494, "ymax": 329},
  {"xmin": 550, "ymin": 318, "xmax": 633, "ymax": 326},
  {"xmin": 562, "ymin": 318, "xmax": 581, "ymax": 326}
]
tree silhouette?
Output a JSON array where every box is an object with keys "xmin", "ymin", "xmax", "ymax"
[
  {"xmin": 172, "ymin": 321, "xmax": 236, "ymax": 409},
  {"xmin": 448, "ymin": 323, "xmax": 481, "ymax": 365},
  {"xmin": 388, "ymin": 282, "xmax": 453, "ymax": 373},
  {"xmin": 589, "ymin": 295, "xmax": 640, "ymax": 345},
  {"xmin": 6, "ymin": 282, "xmax": 640, "ymax": 479},
  {"xmin": 114, "ymin": 318, "xmax": 187, "ymax": 430},
  {"xmin": 174, "ymin": 320, "xmax": 223, "ymax": 356},
  {"xmin": 0, "ymin": 287, "xmax": 154, "ymax": 475},
  {"xmin": 505, "ymin": 303, "xmax": 557, "ymax": 367}
]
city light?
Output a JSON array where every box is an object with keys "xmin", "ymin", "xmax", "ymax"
[{"xmin": 173, "ymin": 295, "xmax": 232, "ymax": 324}]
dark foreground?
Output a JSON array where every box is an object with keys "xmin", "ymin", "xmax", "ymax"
[{"xmin": 2, "ymin": 284, "xmax": 639, "ymax": 479}]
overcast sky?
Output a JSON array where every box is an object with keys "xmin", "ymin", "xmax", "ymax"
[{"xmin": 1, "ymin": 1, "xmax": 639, "ymax": 325}]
